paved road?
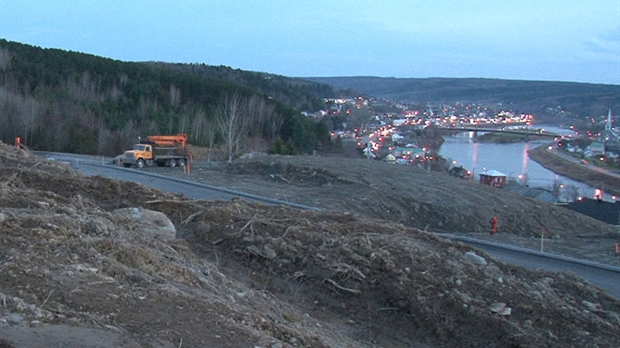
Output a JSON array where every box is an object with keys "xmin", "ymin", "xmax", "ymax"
[
  {"xmin": 546, "ymin": 145, "xmax": 620, "ymax": 179},
  {"xmin": 46, "ymin": 153, "xmax": 620, "ymax": 299},
  {"xmin": 71, "ymin": 157, "xmax": 318, "ymax": 210},
  {"xmin": 441, "ymin": 234, "xmax": 620, "ymax": 299}
]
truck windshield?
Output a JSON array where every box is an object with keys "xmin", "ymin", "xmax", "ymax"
[{"xmin": 133, "ymin": 145, "xmax": 147, "ymax": 151}]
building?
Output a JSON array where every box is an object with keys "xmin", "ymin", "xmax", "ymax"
[
  {"xmin": 502, "ymin": 182, "xmax": 558, "ymax": 203},
  {"xmin": 448, "ymin": 166, "xmax": 472, "ymax": 180},
  {"xmin": 564, "ymin": 198, "xmax": 620, "ymax": 226},
  {"xmin": 585, "ymin": 141, "xmax": 605, "ymax": 156},
  {"xmin": 479, "ymin": 170, "xmax": 507, "ymax": 188}
]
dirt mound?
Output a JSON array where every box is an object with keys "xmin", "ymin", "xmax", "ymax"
[
  {"xmin": 164, "ymin": 154, "xmax": 619, "ymax": 267},
  {"xmin": 1, "ymin": 142, "xmax": 620, "ymax": 347},
  {"xmin": 190, "ymin": 155, "xmax": 616, "ymax": 236},
  {"xmin": 221, "ymin": 159, "xmax": 350, "ymax": 186}
]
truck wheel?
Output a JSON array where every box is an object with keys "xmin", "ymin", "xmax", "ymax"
[
  {"xmin": 177, "ymin": 158, "xmax": 185, "ymax": 167},
  {"xmin": 169, "ymin": 159, "xmax": 177, "ymax": 167},
  {"xmin": 136, "ymin": 159, "xmax": 145, "ymax": 168}
]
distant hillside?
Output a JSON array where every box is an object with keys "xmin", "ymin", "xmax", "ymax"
[
  {"xmin": 305, "ymin": 76, "xmax": 620, "ymax": 122},
  {"xmin": 0, "ymin": 40, "xmax": 330, "ymax": 156},
  {"xmin": 147, "ymin": 62, "xmax": 336, "ymax": 112}
]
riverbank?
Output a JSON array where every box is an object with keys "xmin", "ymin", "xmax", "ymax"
[
  {"xmin": 476, "ymin": 132, "xmax": 549, "ymax": 144},
  {"xmin": 528, "ymin": 145, "xmax": 620, "ymax": 197}
]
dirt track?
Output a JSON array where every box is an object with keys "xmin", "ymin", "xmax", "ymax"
[{"xmin": 1, "ymin": 142, "xmax": 620, "ymax": 348}]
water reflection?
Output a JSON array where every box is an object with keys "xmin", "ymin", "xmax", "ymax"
[
  {"xmin": 439, "ymin": 129, "xmax": 613, "ymax": 202},
  {"xmin": 521, "ymin": 142, "xmax": 529, "ymax": 179}
]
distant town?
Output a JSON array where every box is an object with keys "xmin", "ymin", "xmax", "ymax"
[
  {"xmin": 304, "ymin": 96, "xmax": 619, "ymax": 169},
  {"xmin": 302, "ymin": 95, "xmax": 620, "ymax": 217}
]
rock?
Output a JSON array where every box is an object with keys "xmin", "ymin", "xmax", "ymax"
[
  {"xmin": 529, "ymin": 291, "xmax": 543, "ymax": 300},
  {"xmin": 582, "ymin": 300, "xmax": 604, "ymax": 313},
  {"xmin": 539, "ymin": 277, "xmax": 554, "ymax": 286},
  {"xmin": 263, "ymin": 245, "xmax": 277, "ymax": 259},
  {"xmin": 115, "ymin": 207, "xmax": 142, "ymax": 219},
  {"xmin": 113, "ymin": 207, "xmax": 176, "ymax": 240},
  {"xmin": 85, "ymin": 216, "xmax": 114, "ymax": 237},
  {"xmin": 497, "ymin": 307, "xmax": 512, "ymax": 316},
  {"xmin": 7, "ymin": 313, "xmax": 24, "ymax": 325},
  {"xmin": 605, "ymin": 311, "xmax": 620, "ymax": 325},
  {"xmin": 464, "ymin": 251, "xmax": 487, "ymax": 266},
  {"xmin": 239, "ymin": 152, "xmax": 268, "ymax": 159},
  {"xmin": 489, "ymin": 302, "xmax": 512, "ymax": 315},
  {"xmin": 247, "ymin": 245, "xmax": 277, "ymax": 260},
  {"xmin": 488, "ymin": 302, "xmax": 506, "ymax": 313},
  {"xmin": 454, "ymin": 290, "xmax": 472, "ymax": 304}
]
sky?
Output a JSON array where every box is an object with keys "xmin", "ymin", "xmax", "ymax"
[{"xmin": 1, "ymin": 0, "xmax": 619, "ymax": 85}]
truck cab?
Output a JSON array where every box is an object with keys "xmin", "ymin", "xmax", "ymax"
[{"xmin": 123, "ymin": 144, "xmax": 154, "ymax": 168}]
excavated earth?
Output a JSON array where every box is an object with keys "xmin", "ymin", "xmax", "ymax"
[
  {"xmin": 159, "ymin": 148, "xmax": 620, "ymax": 268},
  {"xmin": 1, "ymin": 141, "xmax": 619, "ymax": 348}
]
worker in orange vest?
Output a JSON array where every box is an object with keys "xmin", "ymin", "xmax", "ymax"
[{"xmin": 490, "ymin": 216, "xmax": 498, "ymax": 235}]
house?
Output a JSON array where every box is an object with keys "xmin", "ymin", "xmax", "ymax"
[
  {"xmin": 502, "ymin": 182, "xmax": 558, "ymax": 203},
  {"xmin": 585, "ymin": 141, "xmax": 605, "ymax": 156},
  {"xmin": 479, "ymin": 170, "xmax": 507, "ymax": 188},
  {"xmin": 448, "ymin": 166, "xmax": 472, "ymax": 180},
  {"xmin": 393, "ymin": 147, "xmax": 425, "ymax": 159},
  {"xmin": 564, "ymin": 198, "xmax": 620, "ymax": 225}
]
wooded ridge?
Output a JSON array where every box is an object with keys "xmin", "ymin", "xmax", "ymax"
[
  {"xmin": 2, "ymin": 39, "xmax": 618, "ymax": 158},
  {"xmin": 306, "ymin": 76, "xmax": 620, "ymax": 122},
  {"xmin": 0, "ymin": 40, "xmax": 333, "ymax": 157}
]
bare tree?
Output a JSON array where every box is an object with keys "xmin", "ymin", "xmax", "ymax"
[
  {"xmin": 167, "ymin": 110, "xmax": 175, "ymax": 134},
  {"xmin": 246, "ymin": 95, "xmax": 264, "ymax": 138},
  {"xmin": 190, "ymin": 109, "xmax": 207, "ymax": 144},
  {"xmin": 203, "ymin": 118, "xmax": 217, "ymax": 162},
  {"xmin": 96, "ymin": 117, "xmax": 110, "ymax": 155},
  {"xmin": 178, "ymin": 111, "xmax": 189, "ymax": 134},
  {"xmin": 190, "ymin": 108, "xmax": 218, "ymax": 161},
  {"xmin": 215, "ymin": 93, "xmax": 246, "ymax": 163},
  {"xmin": 169, "ymin": 84, "xmax": 181, "ymax": 107},
  {"xmin": 0, "ymin": 86, "xmax": 17, "ymax": 141},
  {"xmin": 268, "ymin": 110, "xmax": 283, "ymax": 141},
  {"xmin": 0, "ymin": 47, "xmax": 12, "ymax": 69},
  {"xmin": 245, "ymin": 95, "xmax": 280, "ymax": 141}
]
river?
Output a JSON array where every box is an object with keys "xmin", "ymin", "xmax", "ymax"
[{"xmin": 438, "ymin": 125, "xmax": 615, "ymax": 202}]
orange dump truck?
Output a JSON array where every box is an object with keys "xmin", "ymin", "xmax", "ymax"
[{"xmin": 122, "ymin": 134, "xmax": 190, "ymax": 168}]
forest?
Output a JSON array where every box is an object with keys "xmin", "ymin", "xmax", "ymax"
[{"xmin": 0, "ymin": 40, "xmax": 334, "ymax": 157}]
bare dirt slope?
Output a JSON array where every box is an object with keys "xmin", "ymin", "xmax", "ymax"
[
  {"xmin": 158, "ymin": 152, "xmax": 620, "ymax": 268},
  {"xmin": 1, "ymin": 142, "xmax": 620, "ymax": 348}
]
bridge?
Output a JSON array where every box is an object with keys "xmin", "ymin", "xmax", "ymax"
[{"xmin": 436, "ymin": 126, "xmax": 561, "ymax": 138}]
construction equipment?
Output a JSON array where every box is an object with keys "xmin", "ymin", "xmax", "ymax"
[{"xmin": 122, "ymin": 134, "xmax": 191, "ymax": 168}]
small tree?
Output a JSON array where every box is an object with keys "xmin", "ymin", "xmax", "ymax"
[{"xmin": 215, "ymin": 93, "xmax": 246, "ymax": 163}]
